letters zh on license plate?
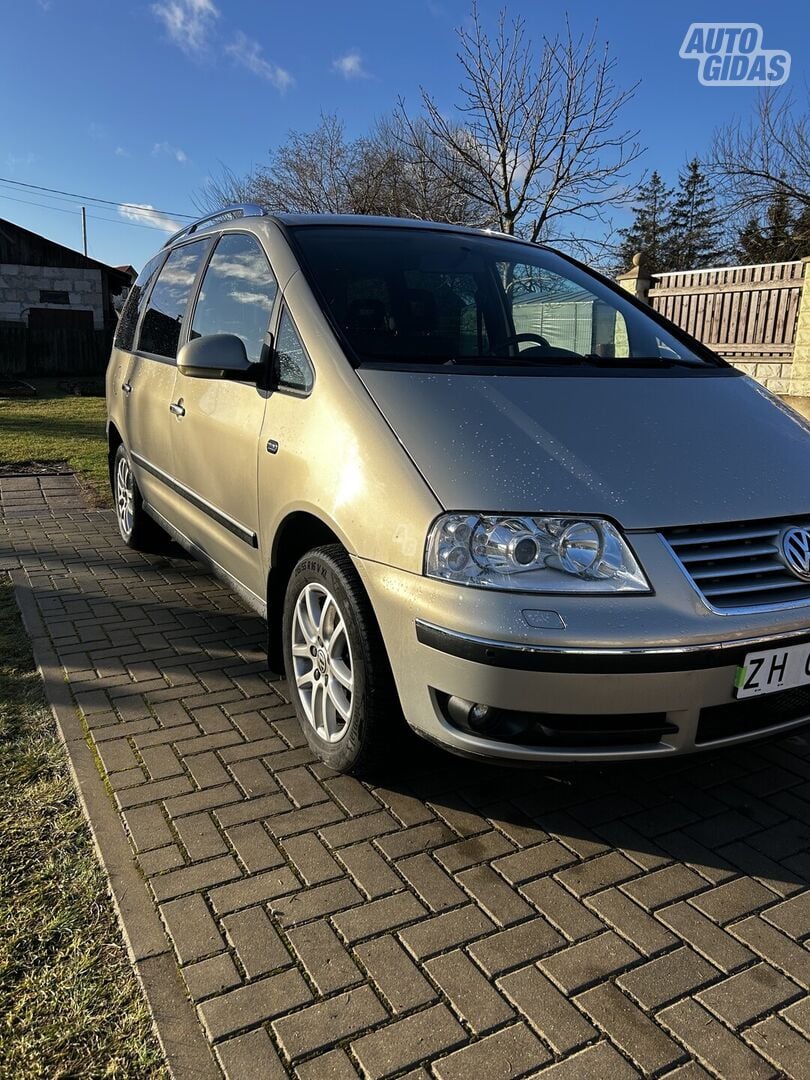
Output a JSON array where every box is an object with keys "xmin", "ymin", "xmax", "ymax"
[{"xmin": 735, "ymin": 641, "xmax": 810, "ymax": 699}]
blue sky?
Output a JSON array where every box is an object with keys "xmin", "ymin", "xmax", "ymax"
[{"xmin": 2, "ymin": 1, "xmax": 806, "ymax": 270}]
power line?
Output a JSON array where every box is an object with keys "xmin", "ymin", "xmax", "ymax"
[
  {"xmin": 0, "ymin": 191, "xmax": 179, "ymax": 232},
  {"xmin": 0, "ymin": 175, "xmax": 196, "ymax": 220}
]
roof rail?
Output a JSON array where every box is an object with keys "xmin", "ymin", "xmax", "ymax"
[{"xmin": 163, "ymin": 204, "xmax": 266, "ymax": 248}]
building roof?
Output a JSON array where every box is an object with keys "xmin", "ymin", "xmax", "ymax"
[{"xmin": 0, "ymin": 217, "xmax": 132, "ymax": 285}]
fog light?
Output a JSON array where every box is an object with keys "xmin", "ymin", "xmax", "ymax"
[{"xmin": 446, "ymin": 695, "xmax": 494, "ymax": 732}]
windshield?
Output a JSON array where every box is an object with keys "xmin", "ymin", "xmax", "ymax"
[{"xmin": 289, "ymin": 225, "xmax": 719, "ymax": 371}]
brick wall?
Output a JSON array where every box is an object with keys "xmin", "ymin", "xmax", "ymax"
[{"xmin": 0, "ymin": 263, "xmax": 106, "ymax": 329}]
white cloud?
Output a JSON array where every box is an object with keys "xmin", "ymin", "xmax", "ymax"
[
  {"xmin": 332, "ymin": 51, "xmax": 368, "ymax": 79},
  {"xmin": 226, "ymin": 32, "xmax": 293, "ymax": 91},
  {"xmin": 151, "ymin": 0, "xmax": 219, "ymax": 54},
  {"xmin": 114, "ymin": 146, "xmax": 131, "ymax": 158},
  {"xmin": 118, "ymin": 204, "xmax": 181, "ymax": 233},
  {"xmin": 153, "ymin": 141, "xmax": 188, "ymax": 164}
]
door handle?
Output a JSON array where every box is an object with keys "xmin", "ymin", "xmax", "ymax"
[
  {"xmin": 121, "ymin": 382, "xmax": 132, "ymax": 394},
  {"xmin": 169, "ymin": 402, "xmax": 185, "ymax": 417}
]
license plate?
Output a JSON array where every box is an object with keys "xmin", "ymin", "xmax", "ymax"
[{"xmin": 735, "ymin": 641, "xmax": 810, "ymax": 699}]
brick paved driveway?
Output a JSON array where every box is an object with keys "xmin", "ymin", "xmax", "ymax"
[{"xmin": 2, "ymin": 471, "xmax": 809, "ymax": 1079}]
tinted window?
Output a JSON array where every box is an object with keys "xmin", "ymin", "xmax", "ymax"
[
  {"xmin": 114, "ymin": 253, "xmax": 163, "ymax": 351},
  {"xmin": 274, "ymin": 309, "xmax": 313, "ymax": 392},
  {"xmin": 137, "ymin": 241, "xmax": 208, "ymax": 359},
  {"xmin": 291, "ymin": 226, "xmax": 714, "ymax": 371},
  {"xmin": 190, "ymin": 233, "xmax": 278, "ymax": 364}
]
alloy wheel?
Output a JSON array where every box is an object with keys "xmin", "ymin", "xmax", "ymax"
[{"xmin": 291, "ymin": 582, "xmax": 354, "ymax": 743}]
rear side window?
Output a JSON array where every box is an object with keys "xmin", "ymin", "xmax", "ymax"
[
  {"xmin": 274, "ymin": 309, "xmax": 313, "ymax": 393},
  {"xmin": 137, "ymin": 240, "xmax": 209, "ymax": 359},
  {"xmin": 114, "ymin": 253, "xmax": 163, "ymax": 351},
  {"xmin": 190, "ymin": 233, "xmax": 278, "ymax": 364}
]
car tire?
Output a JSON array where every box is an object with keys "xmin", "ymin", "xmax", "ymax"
[
  {"xmin": 112, "ymin": 443, "xmax": 168, "ymax": 552},
  {"xmin": 282, "ymin": 544, "xmax": 400, "ymax": 775}
]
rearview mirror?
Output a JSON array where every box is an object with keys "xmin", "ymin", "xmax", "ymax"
[{"xmin": 177, "ymin": 334, "xmax": 251, "ymax": 379}]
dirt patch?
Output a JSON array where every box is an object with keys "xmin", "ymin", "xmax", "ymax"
[{"xmin": 0, "ymin": 460, "xmax": 72, "ymax": 477}]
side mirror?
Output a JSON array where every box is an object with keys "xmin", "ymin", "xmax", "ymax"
[{"xmin": 177, "ymin": 334, "xmax": 251, "ymax": 379}]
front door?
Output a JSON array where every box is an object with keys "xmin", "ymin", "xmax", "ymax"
[{"xmin": 168, "ymin": 231, "xmax": 279, "ymax": 600}]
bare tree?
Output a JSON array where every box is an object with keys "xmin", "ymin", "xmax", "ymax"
[
  {"xmin": 710, "ymin": 91, "xmax": 810, "ymax": 218},
  {"xmin": 397, "ymin": 5, "xmax": 642, "ymax": 248}
]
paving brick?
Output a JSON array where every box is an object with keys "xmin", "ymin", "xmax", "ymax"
[
  {"xmin": 696, "ymin": 962, "xmax": 801, "ymax": 1027},
  {"xmin": 399, "ymin": 904, "xmax": 495, "ymax": 960},
  {"xmin": 467, "ymin": 918, "xmax": 564, "ymax": 977},
  {"xmin": 174, "ymin": 812, "xmax": 229, "ymax": 861},
  {"xmin": 333, "ymin": 892, "xmax": 426, "ymax": 943},
  {"xmin": 621, "ymin": 864, "xmax": 708, "ymax": 911},
  {"xmin": 208, "ymin": 866, "xmax": 300, "ymax": 915},
  {"xmin": 540, "ymin": 931, "xmax": 641, "ymax": 994},
  {"xmin": 492, "ymin": 840, "xmax": 576, "ymax": 884},
  {"xmin": 658, "ymin": 998, "xmax": 777, "ymax": 1080},
  {"xmin": 160, "ymin": 894, "xmax": 225, "ymax": 965},
  {"xmin": 198, "ymin": 968, "xmax": 312, "ymax": 1040},
  {"xmin": 286, "ymin": 920, "xmax": 362, "ymax": 994},
  {"xmin": 586, "ymin": 886, "xmax": 677, "ymax": 956},
  {"xmin": 215, "ymin": 792, "xmax": 292, "ymax": 828},
  {"xmin": 225, "ymin": 821, "xmax": 285, "ymax": 873},
  {"xmin": 744, "ymin": 1015, "xmax": 810, "ymax": 1079},
  {"xmin": 455, "ymin": 863, "xmax": 534, "ymax": 926},
  {"xmin": 761, "ymin": 892, "xmax": 810, "ymax": 939},
  {"xmin": 183, "ymin": 952, "xmax": 242, "ymax": 1002},
  {"xmin": 273, "ymin": 985, "xmax": 386, "ymax": 1061},
  {"xmin": 730, "ymin": 916, "xmax": 810, "ymax": 988},
  {"xmin": 228, "ymin": 757, "xmax": 279, "ymax": 797},
  {"xmin": 324, "ymin": 775, "xmax": 382, "ymax": 816},
  {"xmin": 617, "ymin": 946, "xmax": 719, "ymax": 1010},
  {"xmin": 575, "ymin": 982, "xmax": 686, "ymax": 1074},
  {"xmin": 115, "ymin": 775, "xmax": 193, "ymax": 810},
  {"xmin": 657, "ymin": 901, "xmax": 755, "ymax": 973},
  {"xmin": 425, "ymin": 949, "xmax": 514, "ymax": 1034},
  {"xmin": 434, "ymin": 830, "xmax": 515, "ymax": 872},
  {"xmin": 138, "ymin": 844, "xmax": 184, "ymax": 875},
  {"xmin": 690, "ymin": 876, "xmax": 779, "ymax": 924},
  {"xmin": 338, "ymin": 842, "xmax": 402, "ymax": 898},
  {"xmin": 780, "ymin": 994, "xmax": 810, "ymax": 1037},
  {"xmin": 295, "ymin": 1048, "xmax": 360, "ymax": 1080},
  {"xmin": 354, "ymin": 935, "xmax": 437, "ymax": 1014},
  {"xmin": 215, "ymin": 1026, "xmax": 288, "ymax": 1080},
  {"xmin": 151, "ymin": 855, "xmax": 242, "ymax": 903},
  {"xmin": 282, "ymin": 832, "xmax": 342, "ymax": 885},
  {"xmin": 498, "ymin": 965, "xmax": 597, "ymax": 1055},
  {"xmin": 376, "ymin": 821, "xmax": 458, "ymax": 861},
  {"xmin": 270, "ymin": 879, "xmax": 363, "ymax": 928},
  {"xmin": 351, "ymin": 1003, "xmax": 466, "ymax": 1079},
  {"xmin": 122, "ymin": 803, "xmax": 173, "ymax": 852},
  {"xmin": 396, "ymin": 853, "xmax": 467, "ymax": 911},
  {"xmin": 433, "ymin": 1023, "xmax": 549, "ymax": 1080},
  {"xmin": 530, "ymin": 1041, "xmax": 640, "ymax": 1079},
  {"xmin": 221, "ymin": 906, "xmax": 291, "ymax": 978},
  {"xmin": 519, "ymin": 877, "xmax": 603, "ymax": 941},
  {"xmin": 265, "ymin": 801, "xmax": 345, "ymax": 838},
  {"xmin": 555, "ymin": 851, "xmax": 640, "ymax": 897},
  {"xmin": 163, "ymin": 784, "xmax": 243, "ymax": 819}
]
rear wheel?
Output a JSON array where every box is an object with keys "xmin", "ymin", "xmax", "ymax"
[
  {"xmin": 112, "ymin": 444, "xmax": 167, "ymax": 552},
  {"xmin": 282, "ymin": 544, "xmax": 400, "ymax": 774}
]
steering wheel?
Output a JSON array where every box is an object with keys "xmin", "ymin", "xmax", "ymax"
[{"xmin": 490, "ymin": 332, "xmax": 552, "ymax": 354}]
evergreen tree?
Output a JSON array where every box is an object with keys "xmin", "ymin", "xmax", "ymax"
[
  {"xmin": 615, "ymin": 171, "xmax": 675, "ymax": 275},
  {"xmin": 734, "ymin": 191, "xmax": 808, "ymax": 263},
  {"xmin": 668, "ymin": 158, "xmax": 725, "ymax": 270}
]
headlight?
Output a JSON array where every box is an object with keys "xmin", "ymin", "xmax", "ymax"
[{"xmin": 425, "ymin": 514, "xmax": 649, "ymax": 593}]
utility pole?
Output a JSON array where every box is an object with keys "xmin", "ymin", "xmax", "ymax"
[{"xmin": 81, "ymin": 206, "xmax": 87, "ymax": 256}]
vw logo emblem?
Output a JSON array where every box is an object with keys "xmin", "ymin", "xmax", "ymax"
[{"xmin": 779, "ymin": 526, "xmax": 810, "ymax": 581}]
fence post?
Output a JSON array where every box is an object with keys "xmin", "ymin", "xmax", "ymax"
[
  {"xmin": 788, "ymin": 257, "xmax": 810, "ymax": 398},
  {"xmin": 616, "ymin": 253, "xmax": 651, "ymax": 304}
]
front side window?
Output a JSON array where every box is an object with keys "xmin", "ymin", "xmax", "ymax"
[
  {"xmin": 274, "ymin": 309, "xmax": 313, "ymax": 393},
  {"xmin": 290, "ymin": 225, "xmax": 719, "ymax": 373},
  {"xmin": 114, "ymin": 252, "xmax": 163, "ymax": 351},
  {"xmin": 190, "ymin": 233, "xmax": 278, "ymax": 364},
  {"xmin": 137, "ymin": 240, "xmax": 209, "ymax": 359}
]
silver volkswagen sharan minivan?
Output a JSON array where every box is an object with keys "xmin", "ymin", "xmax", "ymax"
[{"xmin": 106, "ymin": 205, "xmax": 810, "ymax": 773}]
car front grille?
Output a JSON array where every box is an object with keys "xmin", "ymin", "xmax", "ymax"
[
  {"xmin": 662, "ymin": 518, "xmax": 810, "ymax": 610},
  {"xmin": 697, "ymin": 685, "xmax": 810, "ymax": 744}
]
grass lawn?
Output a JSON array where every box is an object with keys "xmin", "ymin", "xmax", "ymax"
[
  {"xmin": 0, "ymin": 380, "xmax": 110, "ymax": 505},
  {"xmin": 0, "ymin": 579, "xmax": 166, "ymax": 1078}
]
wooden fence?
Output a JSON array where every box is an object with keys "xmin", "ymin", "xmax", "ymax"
[
  {"xmin": 647, "ymin": 260, "xmax": 804, "ymax": 391},
  {"xmin": 0, "ymin": 322, "xmax": 113, "ymax": 377}
]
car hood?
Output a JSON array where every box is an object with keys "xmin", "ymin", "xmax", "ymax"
[{"xmin": 358, "ymin": 369, "xmax": 810, "ymax": 530}]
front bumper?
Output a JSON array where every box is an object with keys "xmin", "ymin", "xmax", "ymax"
[{"xmin": 355, "ymin": 547, "xmax": 810, "ymax": 763}]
